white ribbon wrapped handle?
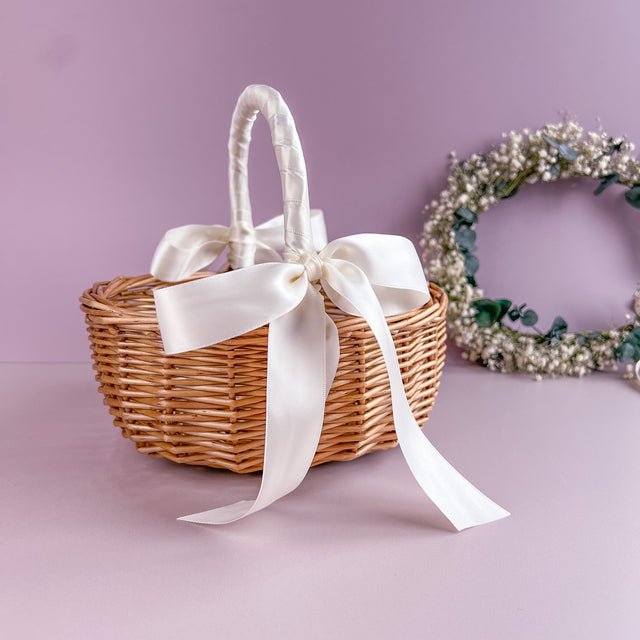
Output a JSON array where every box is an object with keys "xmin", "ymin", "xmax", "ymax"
[
  {"xmin": 153, "ymin": 85, "xmax": 510, "ymax": 530},
  {"xmin": 228, "ymin": 84, "xmax": 316, "ymax": 268},
  {"xmin": 151, "ymin": 85, "xmax": 327, "ymax": 281}
]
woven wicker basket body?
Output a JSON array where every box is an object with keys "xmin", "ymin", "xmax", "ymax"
[{"xmin": 80, "ymin": 274, "xmax": 447, "ymax": 473}]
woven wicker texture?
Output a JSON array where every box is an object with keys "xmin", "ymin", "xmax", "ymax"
[{"xmin": 80, "ymin": 273, "xmax": 447, "ymax": 473}]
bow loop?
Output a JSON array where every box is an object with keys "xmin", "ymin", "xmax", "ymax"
[
  {"xmin": 319, "ymin": 234, "xmax": 431, "ymax": 316},
  {"xmin": 150, "ymin": 224, "xmax": 230, "ymax": 282},
  {"xmin": 154, "ymin": 262, "xmax": 307, "ymax": 354}
]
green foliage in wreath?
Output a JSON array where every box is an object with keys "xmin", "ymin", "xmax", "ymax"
[{"xmin": 421, "ymin": 121, "xmax": 640, "ymax": 378}]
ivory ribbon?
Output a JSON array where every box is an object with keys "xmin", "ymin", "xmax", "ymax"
[
  {"xmin": 153, "ymin": 234, "xmax": 510, "ymax": 531},
  {"xmin": 151, "ymin": 209, "xmax": 328, "ymax": 281}
]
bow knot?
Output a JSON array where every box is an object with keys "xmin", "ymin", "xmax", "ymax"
[{"xmin": 299, "ymin": 251, "xmax": 324, "ymax": 282}]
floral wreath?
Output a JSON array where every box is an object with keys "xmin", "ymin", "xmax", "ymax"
[{"xmin": 421, "ymin": 121, "xmax": 640, "ymax": 379}]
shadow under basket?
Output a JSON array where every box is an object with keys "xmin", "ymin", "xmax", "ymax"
[{"xmin": 80, "ymin": 273, "xmax": 448, "ymax": 473}]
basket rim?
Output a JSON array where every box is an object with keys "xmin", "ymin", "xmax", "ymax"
[{"xmin": 80, "ymin": 272, "xmax": 448, "ymax": 326}]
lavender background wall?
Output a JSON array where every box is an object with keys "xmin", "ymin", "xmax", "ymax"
[{"xmin": 2, "ymin": 0, "xmax": 639, "ymax": 362}]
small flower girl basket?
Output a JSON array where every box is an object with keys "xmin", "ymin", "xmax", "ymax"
[{"xmin": 80, "ymin": 85, "xmax": 508, "ymax": 530}]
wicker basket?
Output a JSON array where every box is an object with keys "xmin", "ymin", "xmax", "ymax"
[
  {"xmin": 80, "ymin": 84, "xmax": 448, "ymax": 474},
  {"xmin": 80, "ymin": 275, "xmax": 446, "ymax": 473}
]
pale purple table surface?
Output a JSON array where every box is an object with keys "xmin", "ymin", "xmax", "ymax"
[{"xmin": 2, "ymin": 362, "xmax": 639, "ymax": 639}]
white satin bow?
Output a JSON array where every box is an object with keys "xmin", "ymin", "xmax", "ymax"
[
  {"xmin": 153, "ymin": 233, "xmax": 510, "ymax": 530},
  {"xmin": 151, "ymin": 209, "xmax": 328, "ymax": 281}
]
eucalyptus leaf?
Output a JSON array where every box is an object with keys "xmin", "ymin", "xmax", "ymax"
[
  {"xmin": 625, "ymin": 184, "xmax": 640, "ymax": 209},
  {"xmin": 576, "ymin": 335, "xmax": 588, "ymax": 347},
  {"xmin": 542, "ymin": 135, "xmax": 578, "ymax": 161},
  {"xmin": 546, "ymin": 316, "xmax": 568, "ymax": 343},
  {"xmin": 472, "ymin": 299, "xmax": 500, "ymax": 314},
  {"xmin": 508, "ymin": 308, "xmax": 521, "ymax": 321},
  {"xmin": 557, "ymin": 144, "xmax": 579, "ymax": 161},
  {"xmin": 625, "ymin": 329, "xmax": 640, "ymax": 348},
  {"xmin": 521, "ymin": 309, "xmax": 538, "ymax": 326},
  {"xmin": 455, "ymin": 227, "xmax": 477, "ymax": 253},
  {"xmin": 548, "ymin": 316, "xmax": 568, "ymax": 335},
  {"xmin": 608, "ymin": 138, "xmax": 623, "ymax": 154},
  {"xmin": 473, "ymin": 299, "xmax": 501, "ymax": 327},
  {"xmin": 549, "ymin": 164, "xmax": 560, "ymax": 177},
  {"xmin": 475, "ymin": 310, "xmax": 494, "ymax": 328},
  {"xmin": 496, "ymin": 299, "xmax": 512, "ymax": 323},
  {"xmin": 616, "ymin": 341, "xmax": 640, "ymax": 362},
  {"xmin": 454, "ymin": 207, "xmax": 478, "ymax": 225},
  {"xmin": 593, "ymin": 173, "xmax": 620, "ymax": 195},
  {"xmin": 464, "ymin": 254, "xmax": 479, "ymax": 276}
]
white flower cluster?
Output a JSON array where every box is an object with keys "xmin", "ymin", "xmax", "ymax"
[{"xmin": 420, "ymin": 121, "xmax": 640, "ymax": 378}]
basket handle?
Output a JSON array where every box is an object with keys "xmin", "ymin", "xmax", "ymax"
[{"xmin": 228, "ymin": 85, "xmax": 315, "ymax": 269}]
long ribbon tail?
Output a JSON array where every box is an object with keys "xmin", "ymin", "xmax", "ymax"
[
  {"xmin": 179, "ymin": 284, "xmax": 334, "ymax": 524},
  {"xmin": 322, "ymin": 260, "xmax": 510, "ymax": 531}
]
